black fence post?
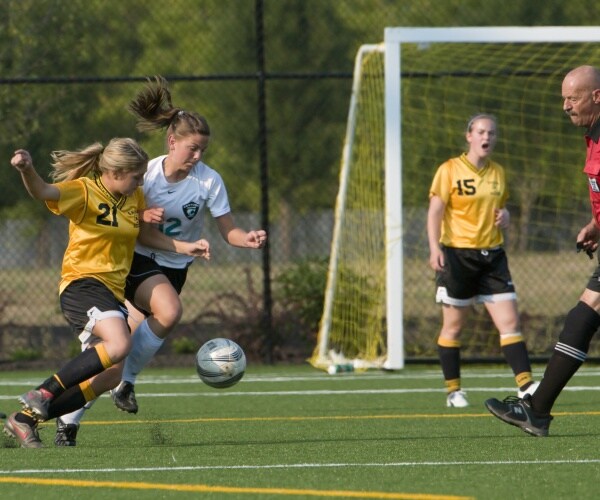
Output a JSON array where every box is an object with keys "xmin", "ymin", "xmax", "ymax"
[{"xmin": 255, "ymin": 0, "xmax": 274, "ymax": 362}]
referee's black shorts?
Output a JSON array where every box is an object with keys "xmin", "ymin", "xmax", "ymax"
[
  {"xmin": 585, "ymin": 252, "xmax": 600, "ymax": 293},
  {"xmin": 435, "ymin": 246, "xmax": 516, "ymax": 306}
]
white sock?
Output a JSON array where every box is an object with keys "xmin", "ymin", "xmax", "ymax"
[
  {"xmin": 60, "ymin": 398, "xmax": 97, "ymax": 426},
  {"xmin": 122, "ymin": 318, "xmax": 164, "ymax": 385}
]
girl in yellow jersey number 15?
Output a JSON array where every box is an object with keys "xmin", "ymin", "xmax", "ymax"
[{"xmin": 427, "ymin": 114, "xmax": 538, "ymax": 409}]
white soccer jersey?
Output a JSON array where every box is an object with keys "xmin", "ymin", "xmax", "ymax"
[{"xmin": 135, "ymin": 155, "xmax": 231, "ymax": 268}]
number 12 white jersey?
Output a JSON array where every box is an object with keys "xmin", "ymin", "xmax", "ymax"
[{"xmin": 135, "ymin": 155, "xmax": 231, "ymax": 268}]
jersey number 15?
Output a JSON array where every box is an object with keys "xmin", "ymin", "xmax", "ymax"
[{"xmin": 456, "ymin": 179, "xmax": 476, "ymax": 196}]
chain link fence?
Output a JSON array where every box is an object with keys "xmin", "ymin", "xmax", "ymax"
[{"xmin": 0, "ymin": 0, "xmax": 594, "ymax": 364}]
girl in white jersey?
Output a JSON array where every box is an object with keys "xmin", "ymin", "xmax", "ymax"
[{"xmin": 55, "ymin": 76, "xmax": 267, "ymax": 446}]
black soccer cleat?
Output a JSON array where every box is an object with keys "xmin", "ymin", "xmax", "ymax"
[
  {"xmin": 54, "ymin": 417, "xmax": 79, "ymax": 447},
  {"xmin": 485, "ymin": 394, "xmax": 552, "ymax": 437},
  {"xmin": 111, "ymin": 381, "xmax": 139, "ymax": 414}
]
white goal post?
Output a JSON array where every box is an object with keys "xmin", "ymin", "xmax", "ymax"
[{"xmin": 313, "ymin": 26, "xmax": 600, "ymax": 372}]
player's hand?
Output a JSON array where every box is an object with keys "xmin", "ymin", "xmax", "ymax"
[
  {"xmin": 429, "ymin": 247, "xmax": 445, "ymax": 272},
  {"xmin": 141, "ymin": 207, "xmax": 164, "ymax": 224},
  {"xmin": 11, "ymin": 149, "xmax": 33, "ymax": 172},
  {"xmin": 494, "ymin": 208, "xmax": 510, "ymax": 229},
  {"xmin": 246, "ymin": 229, "xmax": 267, "ymax": 249},
  {"xmin": 187, "ymin": 238, "xmax": 211, "ymax": 260}
]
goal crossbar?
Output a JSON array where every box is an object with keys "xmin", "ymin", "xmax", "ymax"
[{"xmin": 384, "ymin": 26, "xmax": 600, "ymax": 44}]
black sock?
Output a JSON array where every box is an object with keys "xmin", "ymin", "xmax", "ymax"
[
  {"xmin": 47, "ymin": 385, "xmax": 87, "ymax": 420},
  {"xmin": 38, "ymin": 376, "xmax": 65, "ymax": 397},
  {"xmin": 532, "ymin": 301, "xmax": 600, "ymax": 415},
  {"xmin": 438, "ymin": 345, "xmax": 460, "ymax": 381},
  {"xmin": 53, "ymin": 346, "xmax": 107, "ymax": 390},
  {"xmin": 533, "ymin": 353, "xmax": 582, "ymax": 415},
  {"xmin": 501, "ymin": 341, "xmax": 532, "ymax": 386}
]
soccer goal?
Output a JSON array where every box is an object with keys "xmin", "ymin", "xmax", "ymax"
[{"xmin": 310, "ymin": 27, "xmax": 600, "ymax": 372}]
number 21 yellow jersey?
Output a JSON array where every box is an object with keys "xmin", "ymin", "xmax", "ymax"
[{"xmin": 46, "ymin": 175, "xmax": 145, "ymax": 302}]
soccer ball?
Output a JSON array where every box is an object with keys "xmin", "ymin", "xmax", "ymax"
[{"xmin": 196, "ymin": 338, "xmax": 246, "ymax": 389}]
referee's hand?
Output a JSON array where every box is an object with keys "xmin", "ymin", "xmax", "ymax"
[
  {"xmin": 575, "ymin": 221, "xmax": 600, "ymax": 259},
  {"xmin": 576, "ymin": 241, "xmax": 595, "ymax": 259}
]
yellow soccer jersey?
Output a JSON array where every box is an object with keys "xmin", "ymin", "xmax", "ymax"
[
  {"xmin": 46, "ymin": 175, "xmax": 145, "ymax": 302},
  {"xmin": 429, "ymin": 153, "xmax": 508, "ymax": 249}
]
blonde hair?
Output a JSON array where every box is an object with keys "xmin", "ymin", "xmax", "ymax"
[
  {"xmin": 50, "ymin": 138, "xmax": 148, "ymax": 182},
  {"xmin": 466, "ymin": 113, "xmax": 497, "ymax": 133},
  {"xmin": 128, "ymin": 75, "xmax": 210, "ymax": 140}
]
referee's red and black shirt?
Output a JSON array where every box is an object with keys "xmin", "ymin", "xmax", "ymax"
[{"xmin": 584, "ymin": 118, "xmax": 600, "ymax": 226}]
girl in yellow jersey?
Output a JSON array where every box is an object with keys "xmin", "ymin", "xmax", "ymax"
[
  {"xmin": 3, "ymin": 139, "xmax": 210, "ymax": 448},
  {"xmin": 427, "ymin": 114, "xmax": 537, "ymax": 408}
]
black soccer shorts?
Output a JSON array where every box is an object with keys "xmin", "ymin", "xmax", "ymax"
[
  {"xmin": 60, "ymin": 278, "xmax": 128, "ymax": 336},
  {"xmin": 435, "ymin": 246, "xmax": 516, "ymax": 306}
]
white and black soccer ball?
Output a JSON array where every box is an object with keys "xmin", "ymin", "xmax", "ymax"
[{"xmin": 196, "ymin": 338, "xmax": 246, "ymax": 389}]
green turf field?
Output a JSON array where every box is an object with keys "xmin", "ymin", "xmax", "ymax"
[{"xmin": 1, "ymin": 363, "xmax": 599, "ymax": 499}]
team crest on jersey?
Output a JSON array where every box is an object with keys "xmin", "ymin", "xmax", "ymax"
[
  {"xmin": 128, "ymin": 208, "xmax": 140, "ymax": 228},
  {"xmin": 182, "ymin": 202, "xmax": 200, "ymax": 220},
  {"xmin": 489, "ymin": 180, "xmax": 501, "ymax": 196},
  {"xmin": 589, "ymin": 177, "xmax": 600, "ymax": 193}
]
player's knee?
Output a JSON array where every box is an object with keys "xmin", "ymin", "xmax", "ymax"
[
  {"xmin": 105, "ymin": 333, "xmax": 133, "ymax": 363},
  {"xmin": 154, "ymin": 299, "xmax": 183, "ymax": 329},
  {"xmin": 439, "ymin": 324, "xmax": 462, "ymax": 339}
]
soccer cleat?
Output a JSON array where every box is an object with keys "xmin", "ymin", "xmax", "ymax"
[
  {"xmin": 485, "ymin": 394, "xmax": 552, "ymax": 437},
  {"xmin": 3, "ymin": 412, "xmax": 42, "ymax": 448},
  {"xmin": 446, "ymin": 390, "xmax": 469, "ymax": 408},
  {"xmin": 54, "ymin": 417, "xmax": 79, "ymax": 447},
  {"xmin": 518, "ymin": 381, "xmax": 540, "ymax": 399},
  {"xmin": 18, "ymin": 388, "xmax": 53, "ymax": 421},
  {"xmin": 111, "ymin": 381, "xmax": 138, "ymax": 414}
]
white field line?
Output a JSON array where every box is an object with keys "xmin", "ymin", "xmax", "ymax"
[
  {"xmin": 2, "ymin": 368, "xmax": 600, "ymax": 398},
  {"xmin": 2, "ymin": 386, "xmax": 600, "ymax": 400},
  {"xmin": 2, "ymin": 367, "xmax": 600, "ymax": 386},
  {"xmin": 2, "ymin": 459, "xmax": 600, "ymax": 476}
]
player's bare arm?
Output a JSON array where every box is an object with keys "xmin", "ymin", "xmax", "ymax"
[
  {"xmin": 215, "ymin": 213, "xmax": 267, "ymax": 249},
  {"xmin": 11, "ymin": 149, "xmax": 60, "ymax": 201},
  {"xmin": 427, "ymin": 195, "xmax": 445, "ymax": 271},
  {"xmin": 138, "ymin": 222, "xmax": 210, "ymax": 260}
]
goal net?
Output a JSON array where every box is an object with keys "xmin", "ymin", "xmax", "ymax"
[{"xmin": 311, "ymin": 27, "xmax": 600, "ymax": 372}]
